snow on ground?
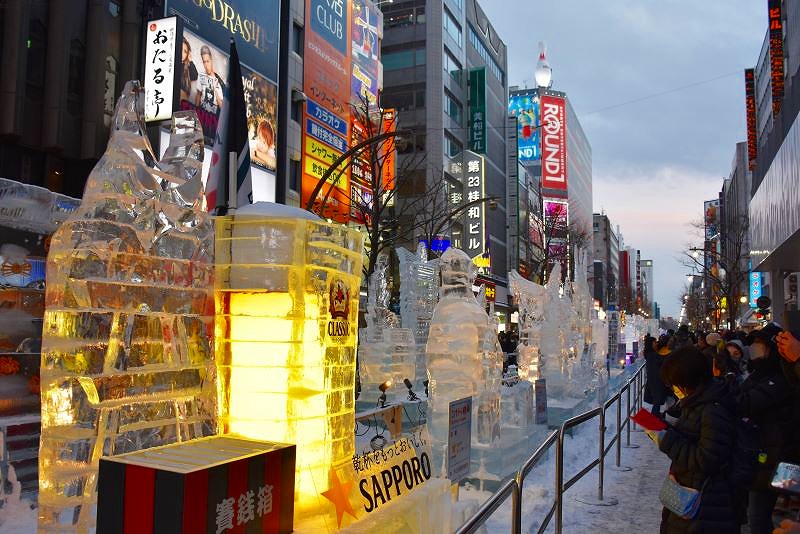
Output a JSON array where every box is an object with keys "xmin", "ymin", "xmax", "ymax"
[{"xmin": 460, "ymin": 404, "xmax": 668, "ymax": 534}]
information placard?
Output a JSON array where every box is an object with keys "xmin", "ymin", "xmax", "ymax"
[{"xmin": 447, "ymin": 397, "xmax": 472, "ymax": 482}]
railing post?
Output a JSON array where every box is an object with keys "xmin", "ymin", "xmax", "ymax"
[
  {"xmin": 616, "ymin": 390, "xmax": 623, "ymax": 466},
  {"xmin": 555, "ymin": 428, "xmax": 565, "ymax": 534},
  {"xmin": 626, "ymin": 383, "xmax": 632, "ymax": 444},
  {"xmin": 512, "ymin": 472, "xmax": 522, "ymax": 534},
  {"xmin": 597, "ymin": 406, "xmax": 605, "ymax": 501}
]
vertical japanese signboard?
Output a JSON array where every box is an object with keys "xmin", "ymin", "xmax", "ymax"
[
  {"xmin": 750, "ymin": 271, "xmax": 763, "ymax": 308},
  {"xmin": 469, "ymin": 67, "xmax": 486, "ymax": 154},
  {"xmin": 462, "ymin": 151, "xmax": 487, "ymax": 265},
  {"xmin": 745, "ymin": 68, "xmax": 758, "ymax": 170},
  {"xmin": 540, "ymin": 94, "xmax": 567, "ymax": 191},
  {"xmin": 768, "ymin": 0, "xmax": 784, "ymax": 115},
  {"xmin": 144, "ymin": 17, "xmax": 180, "ymax": 122},
  {"xmin": 447, "ymin": 397, "xmax": 472, "ymax": 482},
  {"xmin": 302, "ymin": 0, "xmax": 351, "ymax": 223}
]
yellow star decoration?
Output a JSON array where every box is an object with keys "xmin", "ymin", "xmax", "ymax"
[{"xmin": 321, "ymin": 468, "xmax": 357, "ymax": 527}]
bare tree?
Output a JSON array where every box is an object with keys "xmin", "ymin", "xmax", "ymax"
[
  {"xmin": 307, "ymin": 94, "xmax": 496, "ymax": 278},
  {"xmin": 679, "ymin": 215, "xmax": 750, "ymax": 330},
  {"xmin": 525, "ymin": 201, "xmax": 590, "ymax": 285}
]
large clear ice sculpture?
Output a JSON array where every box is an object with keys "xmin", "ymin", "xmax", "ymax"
[
  {"xmin": 359, "ymin": 255, "xmax": 415, "ymax": 404},
  {"xmin": 39, "ymin": 81, "xmax": 216, "ymax": 532},
  {"xmin": 425, "ymin": 248, "xmax": 501, "ymax": 472},
  {"xmin": 396, "ymin": 244, "xmax": 439, "ymax": 386}
]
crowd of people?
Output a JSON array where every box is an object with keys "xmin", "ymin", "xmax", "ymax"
[{"xmin": 642, "ymin": 323, "xmax": 800, "ymax": 534}]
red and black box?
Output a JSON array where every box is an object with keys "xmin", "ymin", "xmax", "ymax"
[{"xmin": 97, "ymin": 435, "xmax": 295, "ymax": 534}]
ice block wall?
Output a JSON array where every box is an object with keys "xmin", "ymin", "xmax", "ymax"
[
  {"xmin": 38, "ymin": 83, "xmax": 216, "ymax": 532},
  {"xmin": 214, "ymin": 204, "xmax": 363, "ymax": 523}
]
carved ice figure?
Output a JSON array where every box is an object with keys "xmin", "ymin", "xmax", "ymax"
[
  {"xmin": 359, "ymin": 254, "xmax": 415, "ymax": 403},
  {"xmin": 396, "ymin": 244, "xmax": 439, "ymax": 386},
  {"xmin": 425, "ymin": 248, "xmax": 501, "ymax": 456},
  {"xmin": 39, "ymin": 82, "xmax": 215, "ymax": 532},
  {"xmin": 508, "ymin": 270, "xmax": 546, "ymax": 381}
]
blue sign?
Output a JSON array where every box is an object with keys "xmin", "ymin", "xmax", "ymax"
[
  {"xmin": 310, "ymin": 0, "xmax": 348, "ymax": 55},
  {"xmin": 750, "ymin": 272, "xmax": 762, "ymax": 308},
  {"xmin": 307, "ymin": 98, "xmax": 348, "ymax": 137},
  {"xmin": 306, "ymin": 117, "xmax": 347, "ymax": 153},
  {"xmin": 509, "ymin": 93, "xmax": 540, "ymax": 162},
  {"xmin": 420, "ymin": 237, "xmax": 451, "ymax": 253}
]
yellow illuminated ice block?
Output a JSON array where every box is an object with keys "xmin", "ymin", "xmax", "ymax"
[{"xmin": 215, "ymin": 207, "xmax": 363, "ymax": 526}]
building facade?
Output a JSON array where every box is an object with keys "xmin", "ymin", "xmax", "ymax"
[
  {"xmin": 749, "ymin": 0, "xmax": 800, "ymax": 324},
  {"xmin": 380, "ymin": 0, "xmax": 511, "ymax": 303},
  {"xmin": 508, "ymin": 84, "xmax": 592, "ymax": 283},
  {"xmin": 591, "ymin": 213, "xmax": 619, "ymax": 309}
]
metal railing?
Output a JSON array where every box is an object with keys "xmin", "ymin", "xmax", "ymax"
[{"xmin": 456, "ymin": 362, "xmax": 647, "ymax": 534}]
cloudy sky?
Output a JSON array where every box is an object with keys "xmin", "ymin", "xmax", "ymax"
[{"xmin": 481, "ymin": 1, "xmax": 766, "ymax": 317}]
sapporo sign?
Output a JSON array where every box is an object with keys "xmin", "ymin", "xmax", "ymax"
[{"xmin": 353, "ymin": 427, "xmax": 433, "ymax": 514}]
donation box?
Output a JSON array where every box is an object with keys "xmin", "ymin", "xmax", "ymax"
[{"xmin": 97, "ymin": 435, "xmax": 295, "ymax": 534}]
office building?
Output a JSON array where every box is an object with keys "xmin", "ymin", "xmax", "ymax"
[
  {"xmin": 591, "ymin": 213, "xmax": 619, "ymax": 309},
  {"xmin": 380, "ymin": 0, "xmax": 511, "ymax": 308}
]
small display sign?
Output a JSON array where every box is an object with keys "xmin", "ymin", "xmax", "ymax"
[{"xmin": 447, "ymin": 397, "xmax": 472, "ymax": 482}]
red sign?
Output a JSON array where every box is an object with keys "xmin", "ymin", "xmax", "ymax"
[
  {"xmin": 768, "ymin": 0, "xmax": 784, "ymax": 115},
  {"xmin": 745, "ymin": 68, "xmax": 758, "ymax": 170},
  {"xmin": 301, "ymin": 0, "xmax": 352, "ymax": 223},
  {"xmin": 540, "ymin": 94, "xmax": 567, "ymax": 191}
]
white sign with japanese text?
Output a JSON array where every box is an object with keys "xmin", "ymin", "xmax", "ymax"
[
  {"xmin": 144, "ymin": 17, "xmax": 178, "ymax": 122},
  {"xmin": 462, "ymin": 151, "xmax": 485, "ymax": 260}
]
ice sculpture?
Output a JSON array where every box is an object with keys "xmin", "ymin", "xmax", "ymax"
[
  {"xmin": 425, "ymin": 248, "xmax": 501, "ymax": 470},
  {"xmin": 214, "ymin": 202, "xmax": 363, "ymax": 525},
  {"xmin": 358, "ymin": 254, "xmax": 415, "ymax": 404},
  {"xmin": 39, "ymin": 82, "xmax": 216, "ymax": 531},
  {"xmin": 508, "ymin": 270, "xmax": 546, "ymax": 381},
  {"xmin": 396, "ymin": 244, "xmax": 440, "ymax": 386},
  {"xmin": 538, "ymin": 264, "xmax": 569, "ymax": 394}
]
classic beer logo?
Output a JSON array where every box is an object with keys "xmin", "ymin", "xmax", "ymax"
[{"xmin": 327, "ymin": 278, "xmax": 350, "ymax": 340}]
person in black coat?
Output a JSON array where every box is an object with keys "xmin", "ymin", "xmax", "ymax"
[
  {"xmin": 644, "ymin": 335, "xmax": 668, "ymax": 417},
  {"xmin": 653, "ymin": 346, "xmax": 739, "ymax": 534},
  {"xmin": 732, "ymin": 324, "xmax": 794, "ymax": 534}
]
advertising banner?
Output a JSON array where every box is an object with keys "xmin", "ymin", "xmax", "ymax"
[
  {"xmin": 380, "ymin": 109, "xmax": 397, "ymax": 192},
  {"xmin": 178, "ymin": 30, "xmax": 278, "ymax": 172},
  {"xmin": 745, "ymin": 69, "xmax": 757, "ymax": 170},
  {"xmin": 768, "ymin": 0, "xmax": 784, "ymax": 115},
  {"xmin": 164, "ymin": 0, "xmax": 279, "ymax": 81},
  {"xmin": 144, "ymin": 17, "xmax": 180, "ymax": 122},
  {"xmin": 351, "ymin": 0, "xmax": 381, "ymax": 106},
  {"xmin": 469, "ymin": 67, "xmax": 487, "ymax": 154},
  {"xmin": 302, "ymin": 0, "xmax": 352, "ymax": 223},
  {"xmin": 165, "ymin": 0, "xmax": 281, "ymax": 175},
  {"xmin": 509, "ymin": 92, "xmax": 540, "ymax": 162},
  {"xmin": 540, "ymin": 94, "xmax": 567, "ymax": 191}
]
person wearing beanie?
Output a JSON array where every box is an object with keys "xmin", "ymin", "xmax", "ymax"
[
  {"xmin": 718, "ymin": 339, "xmax": 748, "ymax": 382},
  {"xmin": 731, "ymin": 323, "xmax": 794, "ymax": 534}
]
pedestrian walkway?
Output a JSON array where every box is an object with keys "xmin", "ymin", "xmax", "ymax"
[{"xmin": 560, "ymin": 426, "xmax": 669, "ymax": 532}]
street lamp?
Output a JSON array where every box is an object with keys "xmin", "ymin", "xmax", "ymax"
[{"xmin": 739, "ymin": 296, "xmax": 748, "ymax": 304}]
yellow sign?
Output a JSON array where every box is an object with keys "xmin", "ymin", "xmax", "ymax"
[
  {"xmin": 304, "ymin": 157, "xmax": 348, "ymax": 191},
  {"xmin": 305, "ymin": 137, "xmax": 342, "ymax": 167}
]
